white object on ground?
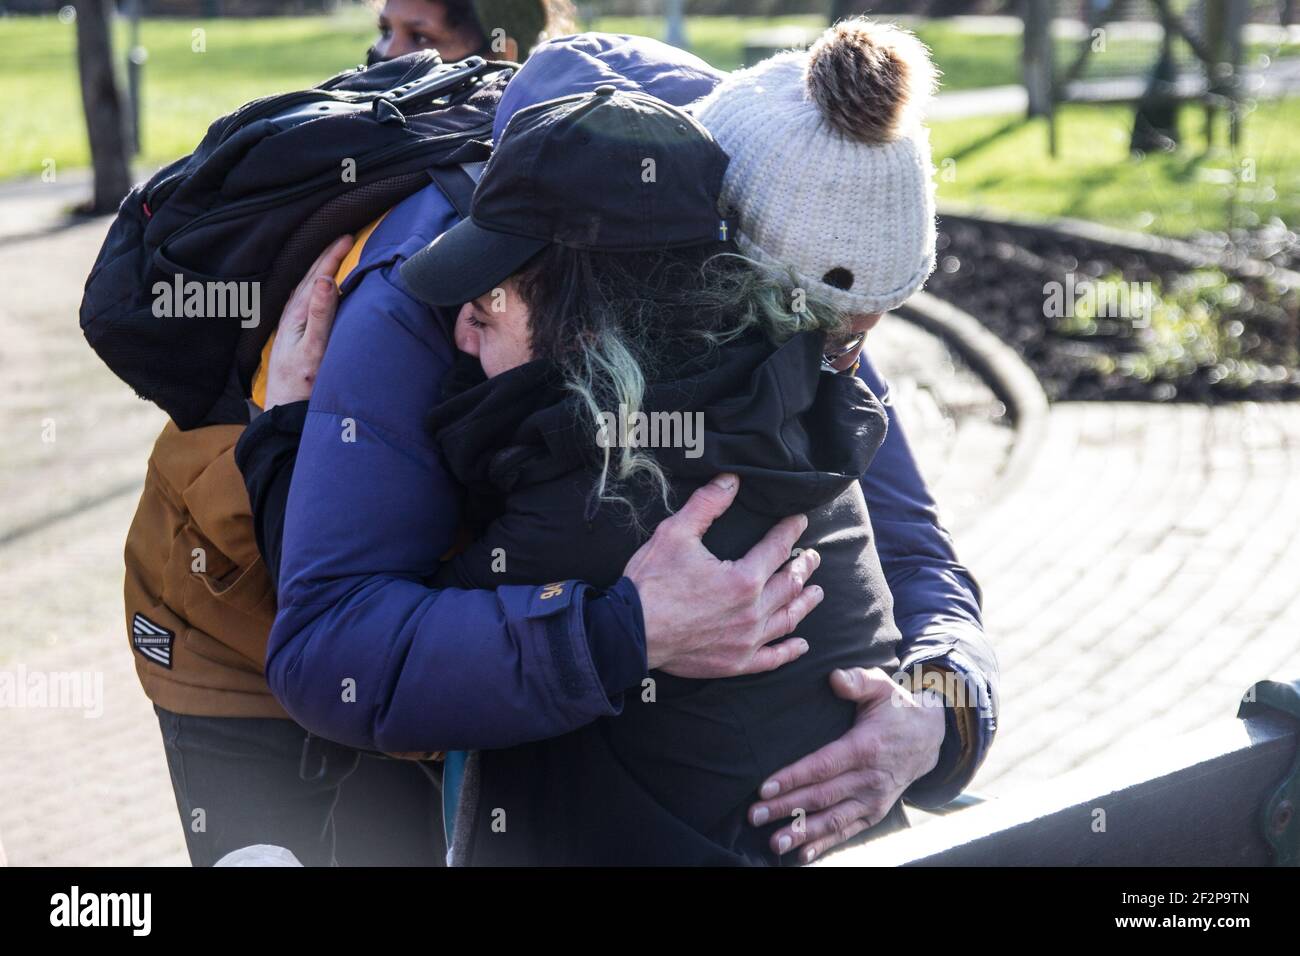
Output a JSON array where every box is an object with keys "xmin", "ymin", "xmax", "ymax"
[{"xmin": 213, "ymin": 844, "xmax": 303, "ymax": 867}]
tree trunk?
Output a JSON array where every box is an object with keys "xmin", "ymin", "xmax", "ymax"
[
  {"xmin": 1022, "ymin": 0, "xmax": 1055, "ymax": 119},
  {"xmin": 74, "ymin": 0, "xmax": 132, "ymax": 214}
]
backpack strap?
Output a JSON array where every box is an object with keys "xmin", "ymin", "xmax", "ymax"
[
  {"xmin": 248, "ymin": 210, "xmax": 392, "ymax": 412},
  {"xmin": 427, "ymin": 164, "xmax": 480, "ymax": 220}
]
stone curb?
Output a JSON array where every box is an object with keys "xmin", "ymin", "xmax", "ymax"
[
  {"xmin": 895, "ymin": 290, "xmax": 1050, "ymax": 500},
  {"xmin": 938, "ymin": 206, "xmax": 1300, "ymax": 289}
]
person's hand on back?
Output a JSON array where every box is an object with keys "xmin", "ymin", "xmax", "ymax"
[
  {"xmin": 263, "ymin": 235, "xmax": 355, "ymax": 411},
  {"xmin": 623, "ymin": 473, "xmax": 823, "ymax": 679},
  {"xmin": 749, "ymin": 666, "xmax": 948, "ymax": 862}
]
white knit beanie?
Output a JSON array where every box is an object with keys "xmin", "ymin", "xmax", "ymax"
[{"xmin": 692, "ymin": 19, "xmax": 939, "ymax": 316}]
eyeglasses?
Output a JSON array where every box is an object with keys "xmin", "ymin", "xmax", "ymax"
[{"xmin": 823, "ymin": 331, "xmax": 866, "ymax": 367}]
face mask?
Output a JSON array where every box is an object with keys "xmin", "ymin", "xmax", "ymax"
[{"xmin": 365, "ymin": 39, "xmax": 491, "ymax": 68}]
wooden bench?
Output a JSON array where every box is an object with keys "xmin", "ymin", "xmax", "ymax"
[{"xmin": 821, "ymin": 679, "xmax": 1300, "ymax": 866}]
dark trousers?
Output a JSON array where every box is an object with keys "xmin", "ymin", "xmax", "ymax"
[{"xmin": 154, "ymin": 705, "xmax": 445, "ymax": 866}]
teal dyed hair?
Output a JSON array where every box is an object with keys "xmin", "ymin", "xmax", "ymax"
[{"xmin": 513, "ymin": 242, "xmax": 849, "ymax": 522}]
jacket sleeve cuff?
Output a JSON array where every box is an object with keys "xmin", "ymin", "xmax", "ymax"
[
  {"xmin": 233, "ymin": 400, "xmax": 310, "ymax": 584},
  {"xmin": 235, "ymin": 400, "xmax": 309, "ymax": 469},
  {"xmin": 897, "ymin": 651, "xmax": 997, "ymax": 809},
  {"xmin": 582, "ymin": 576, "xmax": 649, "ymax": 700}
]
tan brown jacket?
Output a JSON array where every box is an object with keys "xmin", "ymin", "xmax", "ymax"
[
  {"xmin": 120, "ymin": 224, "xmax": 387, "ymax": 719},
  {"xmin": 124, "ymin": 420, "xmax": 286, "ymax": 718}
]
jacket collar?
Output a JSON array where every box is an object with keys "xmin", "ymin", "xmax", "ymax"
[{"xmin": 428, "ymin": 331, "xmax": 889, "ymax": 516}]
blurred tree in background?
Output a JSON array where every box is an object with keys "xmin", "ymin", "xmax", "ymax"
[{"xmin": 73, "ymin": 0, "xmax": 132, "ymax": 212}]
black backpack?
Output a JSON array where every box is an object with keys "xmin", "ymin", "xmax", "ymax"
[{"xmin": 80, "ymin": 51, "xmax": 514, "ymax": 430}]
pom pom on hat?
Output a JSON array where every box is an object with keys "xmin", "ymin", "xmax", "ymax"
[
  {"xmin": 691, "ymin": 17, "xmax": 940, "ymax": 316},
  {"xmin": 805, "ymin": 18, "xmax": 938, "ymax": 145}
]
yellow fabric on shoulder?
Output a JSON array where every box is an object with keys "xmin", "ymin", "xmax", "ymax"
[
  {"xmin": 897, "ymin": 661, "xmax": 977, "ymax": 791},
  {"xmin": 250, "ymin": 211, "xmax": 392, "ymax": 408}
]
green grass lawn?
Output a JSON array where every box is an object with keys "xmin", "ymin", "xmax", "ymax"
[
  {"xmin": 928, "ymin": 97, "xmax": 1300, "ymax": 236},
  {"xmin": 589, "ymin": 14, "xmax": 820, "ymax": 73},
  {"xmin": 2, "ymin": 11, "xmax": 376, "ymax": 183},
  {"xmin": 593, "ymin": 14, "xmax": 1038, "ymax": 81},
  {"xmin": 596, "ymin": 16, "xmax": 1298, "ymax": 83},
  {"xmin": 2, "ymin": 9, "xmax": 1297, "ymax": 237}
]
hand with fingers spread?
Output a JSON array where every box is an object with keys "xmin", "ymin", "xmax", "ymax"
[
  {"xmin": 263, "ymin": 235, "xmax": 355, "ymax": 411},
  {"xmin": 622, "ymin": 473, "xmax": 823, "ymax": 680},
  {"xmin": 748, "ymin": 666, "xmax": 947, "ymax": 863}
]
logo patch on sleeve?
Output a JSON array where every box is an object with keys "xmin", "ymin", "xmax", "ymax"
[{"xmin": 132, "ymin": 613, "xmax": 175, "ymax": 669}]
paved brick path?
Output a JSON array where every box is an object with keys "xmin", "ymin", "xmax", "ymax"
[
  {"xmin": 0, "ymin": 183, "xmax": 179, "ymax": 865},
  {"xmin": 965, "ymin": 400, "xmax": 1300, "ymax": 794},
  {"xmin": 2, "ymin": 182, "xmax": 1297, "ymax": 864}
]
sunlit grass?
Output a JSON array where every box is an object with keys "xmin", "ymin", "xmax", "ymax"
[
  {"xmin": 0, "ymin": 9, "xmax": 1201, "ymax": 178},
  {"xmin": 2, "ymin": 8, "xmax": 1296, "ymax": 239},
  {"xmin": 928, "ymin": 98, "xmax": 1300, "ymax": 237},
  {"xmin": 1, "ymin": 10, "xmax": 375, "ymax": 181}
]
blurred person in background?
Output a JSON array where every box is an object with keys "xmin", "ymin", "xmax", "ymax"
[{"xmin": 366, "ymin": 0, "xmax": 575, "ymax": 65}]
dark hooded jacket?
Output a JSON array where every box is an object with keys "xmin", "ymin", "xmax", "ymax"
[{"xmin": 428, "ymin": 328, "xmax": 903, "ymax": 865}]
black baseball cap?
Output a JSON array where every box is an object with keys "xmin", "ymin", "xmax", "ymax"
[{"xmin": 400, "ymin": 85, "xmax": 731, "ymax": 308}]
